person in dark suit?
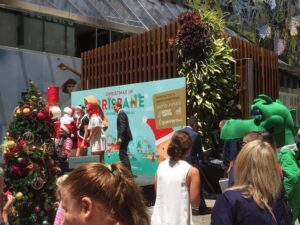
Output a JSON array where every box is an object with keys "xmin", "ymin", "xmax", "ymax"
[
  {"xmin": 182, "ymin": 117, "xmax": 211, "ymax": 215},
  {"xmin": 113, "ymin": 102, "xmax": 133, "ymax": 172}
]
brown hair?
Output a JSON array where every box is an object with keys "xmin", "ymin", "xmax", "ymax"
[
  {"xmin": 61, "ymin": 78, "xmax": 77, "ymax": 94},
  {"xmin": 62, "ymin": 163, "xmax": 149, "ymax": 225},
  {"xmin": 219, "ymin": 119, "xmax": 227, "ymax": 128},
  {"xmin": 113, "ymin": 102, "xmax": 122, "ymax": 108},
  {"xmin": 242, "ymin": 131, "xmax": 263, "ymax": 145},
  {"xmin": 260, "ymin": 131, "xmax": 276, "ymax": 150},
  {"xmin": 167, "ymin": 130, "xmax": 192, "ymax": 161}
]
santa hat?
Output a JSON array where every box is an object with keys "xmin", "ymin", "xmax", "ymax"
[
  {"xmin": 143, "ymin": 117, "xmax": 174, "ymax": 145},
  {"xmin": 50, "ymin": 105, "xmax": 62, "ymax": 120},
  {"xmin": 75, "ymin": 105, "xmax": 85, "ymax": 111},
  {"xmin": 63, "ymin": 107, "xmax": 75, "ymax": 117},
  {"xmin": 60, "ymin": 124, "xmax": 73, "ymax": 134}
]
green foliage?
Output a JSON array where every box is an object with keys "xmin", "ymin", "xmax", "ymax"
[
  {"xmin": 3, "ymin": 81, "xmax": 60, "ymax": 225},
  {"xmin": 174, "ymin": 9, "xmax": 241, "ymax": 150}
]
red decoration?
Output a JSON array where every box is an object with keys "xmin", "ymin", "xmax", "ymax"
[
  {"xmin": 10, "ymin": 166, "xmax": 22, "ymax": 175},
  {"xmin": 17, "ymin": 139, "xmax": 26, "ymax": 148},
  {"xmin": 37, "ymin": 111, "xmax": 45, "ymax": 120},
  {"xmin": 43, "ymin": 106, "xmax": 52, "ymax": 119},
  {"xmin": 47, "ymin": 86, "xmax": 59, "ymax": 106},
  {"xmin": 35, "ymin": 206, "xmax": 41, "ymax": 213}
]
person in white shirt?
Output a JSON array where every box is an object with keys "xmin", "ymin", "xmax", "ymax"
[
  {"xmin": 151, "ymin": 130, "xmax": 200, "ymax": 225},
  {"xmin": 86, "ymin": 103, "xmax": 106, "ymax": 163}
]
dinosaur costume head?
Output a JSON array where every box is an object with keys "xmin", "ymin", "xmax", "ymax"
[{"xmin": 221, "ymin": 94, "xmax": 296, "ymax": 148}]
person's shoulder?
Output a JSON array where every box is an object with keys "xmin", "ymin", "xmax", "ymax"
[
  {"xmin": 183, "ymin": 127, "xmax": 198, "ymax": 136},
  {"xmin": 188, "ymin": 166, "xmax": 199, "ymax": 176},
  {"xmin": 222, "ymin": 189, "xmax": 244, "ymax": 203},
  {"xmin": 82, "ymin": 115, "xmax": 89, "ymax": 122}
]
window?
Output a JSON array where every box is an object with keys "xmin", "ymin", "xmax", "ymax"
[
  {"xmin": 22, "ymin": 17, "xmax": 43, "ymax": 51},
  {"xmin": 0, "ymin": 11, "xmax": 18, "ymax": 47}
]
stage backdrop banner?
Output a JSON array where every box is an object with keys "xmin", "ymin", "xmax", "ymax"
[{"xmin": 71, "ymin": 78, "xmax": 186, "ymax": 176}]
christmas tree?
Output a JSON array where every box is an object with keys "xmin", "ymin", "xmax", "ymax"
[{"xmin": 3, "ymin": 80, "xmax": 61, "ymax": 225}]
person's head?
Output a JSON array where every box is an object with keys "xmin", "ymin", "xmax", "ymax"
[
  {"xmin": 167, "ymin": 130, "xmax": 192, "ymax": 161},
  {"xmin": 232, "ymin": 140, "xmax": 281, "ymax": 214},
  {"xmin": 56, "ymin": 174, "xmax": 68, "ymax": 201},
  {"xmin": 187, "ymin": 117, "xmax": 199, "ymax": 131},
  {"xmin": 75, "ymin": 105, "xmax": 85, "ymax": 119},
  {"xmin": 242, "ymin": 131, "xmax": 263, "ymax": 147},
  {"xmin": 86, "ymin": 103, "xmax": 104, "ymax": 119},
  {"xmin": 63, "ymin": 107, "xmax": 74, "ymax": 117},
  {"xmin": 219, "ymin": 119, "xmax": 227, "ymax": 129},
  {"xmin": 83, "ymin": 95, "xmax": 98, "ymax": 106},
  {"xmin": 113, "ymin": 102, "xmax": 122, "ymax": 113},
  {"xmin": 62, "ymin": 79, "xmax": 77, "ymax": 94},
  {"xmin": 260, "ymin": 131, "xmax": 276, "ymax": 150},
  {"xmin": 61, "ymin": 163, "xmax": 149, "ymax": 225}
]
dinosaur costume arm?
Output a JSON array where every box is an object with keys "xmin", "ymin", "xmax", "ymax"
[{"xmin": 278, "ymin": 150, "xmax": 300, "ymax": 224}]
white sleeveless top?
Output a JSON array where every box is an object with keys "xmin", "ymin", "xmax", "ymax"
[{"xmin": 151, "ymin": 158, "xmax": 193, "ymax": 225}]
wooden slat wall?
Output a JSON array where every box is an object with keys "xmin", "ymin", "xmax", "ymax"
[
  {"xmin": 81, "ymin": 23, "xmax": 179, "ymax": 88},
  {"xmin": 230, "ymin": 37, "xmax": 278, "ymax": 100},
  {"xmin": 81, "ymin": 23, "xmax": 278, "ymax": 116}
]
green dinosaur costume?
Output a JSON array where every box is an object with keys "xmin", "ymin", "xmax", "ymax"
[{"xmin": 221, "ymin": 94, "xmax": 300, "ymax": 224}]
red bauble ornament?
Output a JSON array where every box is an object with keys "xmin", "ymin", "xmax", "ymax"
[
  {"xmin": 35, "ymin": 206, "xmax": 41, "ymax": 213},
  {"xmin": 10, "ymin": 166, "xmax": 22, "ymax": 175},
  {"xmin": 37, "ymin": 111, "xmax": 45, "ymax": 120}
]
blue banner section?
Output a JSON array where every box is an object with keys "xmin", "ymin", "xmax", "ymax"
[{"xmin": 71, "ymin": 78, "xmax": 186, "ymax": 176}]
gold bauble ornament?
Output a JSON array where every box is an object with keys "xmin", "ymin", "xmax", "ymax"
[
  {"xmin": 15, "ymin": 108, "xmax": 22, "ymax": 116},
  {"xmin": 15, "ymin": 192, "xmax": 23, "ymax": 200},
  {"xmin": 22, "ymin": 108, "xmax": 31, "ymax": 116},
  {"xmin": 7, "ymin": 140, "xmax": 16, "ymax": 149}
]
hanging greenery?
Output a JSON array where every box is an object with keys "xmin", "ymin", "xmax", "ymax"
[{"xmin": 171, "ymin": 9, "xmax": 241, "ymax": 151}]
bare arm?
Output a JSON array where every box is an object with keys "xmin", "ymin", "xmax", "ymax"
[
  {"xmin": 88, "ymin": 126, "xmax": 100, "ymax": 142},
  {"xmin": 3, "ymin": 194, "xmax": 13, "ymax": 223},
  {"xmin": 81, "ymin": 124, "xmax": 89, "ymax": 147},
  {"xmin": 227, "ymin": 160, "xmax": 234, "ymax": 175},
  {"xmin": 154, "ymin": 173, "xmax": 157, "ymax": 192},
  {"xmin": 187, "ymin": 167, "xmax": 200, "ymax": 208},
  {"xmin": 57, "ymin": 63, "xmax": 81, "ymax": 77}
]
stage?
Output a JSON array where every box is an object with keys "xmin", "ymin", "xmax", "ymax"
[{"xmin": 135, "ymin": 176, "xmax": 155, "ymax": 206}]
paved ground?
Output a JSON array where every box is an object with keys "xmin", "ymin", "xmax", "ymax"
[{"xmin": 148, "ymin": 199, "xmax": 300, "ymax": 225}]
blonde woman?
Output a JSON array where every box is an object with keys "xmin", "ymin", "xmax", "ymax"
[{"xmin": 211, "ymin": 140, "xmax": 290, "ymax": 225}]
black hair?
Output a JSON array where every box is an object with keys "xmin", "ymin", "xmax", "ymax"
[{"xmin": 61, "ymin": 78, "xmax": 77, "ymax": 94}]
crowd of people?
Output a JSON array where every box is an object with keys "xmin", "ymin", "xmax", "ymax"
[
  {"xmin": 1, "ymin": 96, "xmax": 299, "ymax": 225},
  {"xmin": 52, "ymin": 96, "xmax": 133, "ymax": 174}
]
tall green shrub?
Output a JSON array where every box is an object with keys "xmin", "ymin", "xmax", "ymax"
[{"xmin": 172, "ymin": 9, "xmax": 241, "ymax": 151}]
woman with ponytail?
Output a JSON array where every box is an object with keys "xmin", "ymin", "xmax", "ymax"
[
  {"xmin": 60, "ymin": 162, "xmax": 149, "ymax": 225},
  {"xmin": 151, "ymin": 130, "xmax": 200, "ymax": 225}
]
